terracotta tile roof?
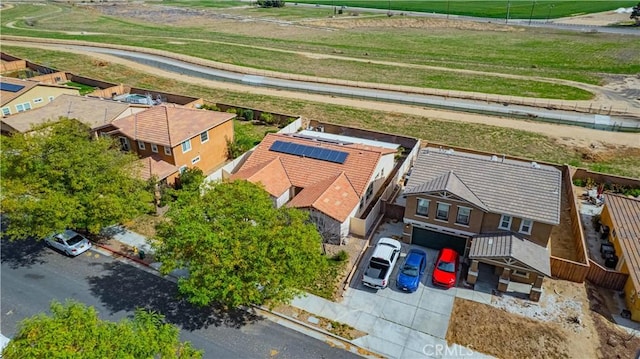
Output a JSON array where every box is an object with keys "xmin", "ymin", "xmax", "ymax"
[
  {"xmin": 236, "ymin": 133, "xmax": 384, "ymax": 197},
  {"xmin": 230, "ymin": 158, "xmax": 291, "ymax": 196},
  {"xmin": 232, "ymin": 133, "xmax": 387, "ymax": 222},
  {"xmin": 112, "ymin": 105, "xmax": 235, "ymax": 147},
  {"xmin": 1, "ymin": 94, "xmax": 144, "ymax": 132},
  {"xmin": 405, "ymin": 148, "xmax": 562, "ymax": 224},
  {"xmin": 287, "ymin": 172, "xmax": 359, "ymax": 222},
  {"xmin": 1, "ymin": 77, "xmax": 38, "ymax": 105},
  {"xmin": 470, "ymin": 233, "xmax": 551, "ymax": 276},
  {"xmin": 136, "ymin": 155, "xmax": 179, "ymax": 181},
  {"xmin": 604, "ymin": 194, "xmax": 640, "ymax": 296}
]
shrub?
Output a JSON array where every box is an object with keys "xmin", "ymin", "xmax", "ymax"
[
  {"xmin": 243, "ymin": 109, "xmax": 254, "ymax": 121},
  {"xmin": 331, "ymin": 250, "xmax": 349, "ymax": 262},
  {"xmin": 572, "ymin": 178, "xmax": 585, "ymax": 187},
  {"xmin": 624, "ymin": 188, "xmax": 640, "ymax": 197},
  {"xmin": 257, "ymin": 0, "xmax": 285, "ymax": 8},
  {"xmin": 226, "ymin": 108, "xmax": 237, "ymax": 114},
  {"xmin": 260, "ymin": 112, "xmax": 275, "ymax": 125}
]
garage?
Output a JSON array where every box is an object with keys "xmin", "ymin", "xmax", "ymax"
[{"xmin": 411, "ymin": 227, "xmax": 468, "ymax": 255}]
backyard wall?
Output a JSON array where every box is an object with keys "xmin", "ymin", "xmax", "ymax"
[
  {"xmin": 586, "ymin": 259, "xmax": 629, "ymax": 290},
  {"xmin": 30, "ymin": 71, "xmax": 69, "ymax": 84},
  {"xmin": 572, "ymin": 168, "xmax": 640, "ymax": 189},
  {"xmin": 0, "ymin": 60, "xmax": 26, "ymax": 73}
]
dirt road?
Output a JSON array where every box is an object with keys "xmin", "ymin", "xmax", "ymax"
[{"xmin": 4, "ymin": 39, "xmax": 639, "ymax": 149}]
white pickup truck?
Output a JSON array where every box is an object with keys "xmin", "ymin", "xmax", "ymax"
[{"xmin": 362, "ymin": 237, "xmax": 402, "ymax": 289}]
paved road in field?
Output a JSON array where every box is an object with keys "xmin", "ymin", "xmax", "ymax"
[{"xmin": 0, "ymin": 239, "xmax": 361, "ymax": 358}]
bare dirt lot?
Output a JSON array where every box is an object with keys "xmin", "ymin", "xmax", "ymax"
[{"xmin": 448, "ymin": 279, "xmax": 640, "ymax": 359}]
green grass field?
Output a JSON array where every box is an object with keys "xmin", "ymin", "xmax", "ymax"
[
  {"xmin": 3, "ymin": 3, "xmax": 638, "ymax": 99},
  {"xmin": 295, "ymin": 1, "xmax": 637, "ymax": 19},
  {"xmin": 3, "ymin": 45, "xmax": 639, "ymax": 178}
]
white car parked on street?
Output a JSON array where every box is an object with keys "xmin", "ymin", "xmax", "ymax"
[{"xmin": 44, "ymin": 230, "xmax": 92, "ymax": 257}]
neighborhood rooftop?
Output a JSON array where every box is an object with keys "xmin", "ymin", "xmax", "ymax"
[
  {"xmin": 470, "ymin": 233, "xmax": 552, "ymax": 277},
  {"xmin": 605, "ymin": 194, "xmax": 640, "ymax": 296},
  {"xmin": 405, "ymin": 147, "xmax": 562, "ymax": 225},
  {"xmin": 111, "ymin": 105, "xmax": 235, "ymax": 147},
  {"xmin": 1, "ymin": 94, "xmax": 145, "ymax": 132}
]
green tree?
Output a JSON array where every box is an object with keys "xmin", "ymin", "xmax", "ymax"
[
  {"xmin": 2, "ymin": 300, "xmax": 201, "ymax": 359},
  {"xmin": 154, "ymin": 180, "xmax": 328, "ymax": 308},
  {"xmin": 0, "ymin": 119, "xmax": 153, "ymax": 240}
]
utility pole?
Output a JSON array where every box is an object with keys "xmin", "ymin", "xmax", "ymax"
[
  {"xmin": 546, "ymin": 4, "xmax": 555, "ymax": 23},
  {"xmin": 505, "ymin": 1, "xmax": 511, "ymax": 24},
  {"xmin": 528, "ymin": 1, "xmax": 537, "ymax": 25},
  {"xmin": 447, "ymin": 0, "xmax": 450, "ymax": 20}
]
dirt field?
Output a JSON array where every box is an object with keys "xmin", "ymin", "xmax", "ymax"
[
  {"xmin": 549, "ymin": 183, "xmax": 579, "ymax": 261},
  {"xmin": 447, "ymin": 279, "xmax": 640, "ymax": 359}
]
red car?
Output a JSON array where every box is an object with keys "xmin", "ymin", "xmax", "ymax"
[{"xmin": 432, "ymin": 248, "xmax": 459, "ymax": 288}]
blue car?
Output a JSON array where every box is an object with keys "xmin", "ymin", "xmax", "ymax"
[{"xmin": 396, "ymin": 249, "xmax": 427, "ymax": 292}]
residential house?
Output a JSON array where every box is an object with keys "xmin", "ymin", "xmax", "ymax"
[
  {"xmin": 1, "ymin": 77, "xmax": 78, "ymax": 116},
  {"xmin": 599, "ymin": 194, "xmax": 640, "ymax": 322},
  {"xmin": 230, "ymin": 131, "xmax": 398, "ymax": 241},
  {"xmin": 1, "ymin": 94, "xmax": 147, "ymax": 135},
  {"xmin": 402, "ymin": 148, "xmax": 562, "ymax": 300},
  {"xmin": 107, "ymin": 105, "xmax": 235, "ymax": 184}
]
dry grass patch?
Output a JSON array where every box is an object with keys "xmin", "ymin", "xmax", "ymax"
[
  {"xmin": 272, "ymin": 304, "xmax": 366, "ymax": 340},
  {"xmin": 447, "ymin": 298, "xmax": 571, "ymax": 359}
]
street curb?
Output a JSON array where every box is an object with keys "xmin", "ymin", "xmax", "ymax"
[
  {"xmin": 93, "ymin": 242, "xmax": 151, "ymax": 267},
  {"xmin": 255, "ymin": 305, "xmax": 384, "ymax": 359}
]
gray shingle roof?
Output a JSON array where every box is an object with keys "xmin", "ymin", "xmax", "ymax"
[
  {"xmin": 404, "ymin": 148, "xmax": 561, "ymax": 224},
  {"xmin": 470, "ymin": 233, "xmax": 551, "ymax": 276},
  {"xmin": 405, "ymin": 170, "xmax": 488, "ymax": 211}
]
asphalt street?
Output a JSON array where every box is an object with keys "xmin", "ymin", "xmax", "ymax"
[{"xmin": 0, "ymin": 239, "xmax": 361, "ymax": 358}]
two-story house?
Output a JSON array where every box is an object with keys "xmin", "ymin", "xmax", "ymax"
[
  {"xmin": 402, "ymin": 148, "xmax": 562, "ymax": 300},
  {"xmin": 230, "ymin": 132, "xmax": 398, "ymax": 242},
  {"xmin": 1, "ymin": 77, "xmax": 79, "ymax": 116},
  {"xmin": 107, "ymin": 105, "xmax": 235, "ymax": 185}
]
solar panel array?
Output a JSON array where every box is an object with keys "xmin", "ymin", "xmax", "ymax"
[
  {"xmin": 0, "ymin": 83, "xmax": 25, "ymax": 93},
  {"xmin": 269, "ymin": 140, "xmax": 349, "ymax": 164}
]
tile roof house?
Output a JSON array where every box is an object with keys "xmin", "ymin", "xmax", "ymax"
[
  {"xmin": 402, "ymin": 147, "xmax": 562, "ymax": 301},
  {"xmin": 230, "ymin": 132, "xmax": 397, "ymax": 241},
  {"xmin": 1, "ymin": 77, "xmax": 79, "ymax": 117},
  {"xmin": 1, "ymin": 94, "xmax": 147, "ymax": 135},
  {"xmin": 107, "ymin": 105, "xmax": 235, "ymax": 184},
  {"xmin": 599, "ymin": 194, "xmax": 640, "ymax": 321}
]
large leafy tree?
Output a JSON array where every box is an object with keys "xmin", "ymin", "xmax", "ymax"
[
  {"xmin": 2, "ymin": 300, "xmax": 201, "ymax": 358},
  {"xmin": 0, "ymin": 118, "xmax": 153, "ymax": 239},
  {"xmin": 154, "ymin": 180, "xmax": 328, "ymax": 308}
]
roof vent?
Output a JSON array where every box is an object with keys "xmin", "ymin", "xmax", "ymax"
[
  {"xmin": 531, "ymin": 161, "xmax": 541, "ymax": 169},
  {"xmin": 446, "ymin": 149, "xmax": 455, "ymax": 155},
  {"xmin": 491, "ymin": 155, "xmax": 499, "ymax": 162},
  {"xmin": 488, "ymin": 239, "xmax": 493, "ymax": 245}
]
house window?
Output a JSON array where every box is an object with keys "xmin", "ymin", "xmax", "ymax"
[
  {"xmin": 164, "ymin": 146, "xmax": 172, "ymax": 156},
  {"xmin": 15, "ymin": 102, "xmax": 31, "ymax": 112},
  {"xmin": 365, "ymin": 183, "xmax": 373, "ymax": 201},
  {"xmin": 179, "ymin": 165, "xmax": 187, "ymax": 174},
  {"xmin": 519, "ymin": 219, "xmax": 533, "ymax": 235},
  {"xmin": 200, "ymin": 131, "xmax": 209, "ymax": 143},
  {"xmin": 456, "ymin": 207, "xmax": 471, "ymax": 225},
  {"xmin": 137, "ymin": 141, "xmax": 146, "ymax": 150},
  {"xmin": 512, "ymin": 270, "xmax": 529, "ymax": 278},
  {"xmin": 436, "ymin": 203, "xmax": 450, "ymax": 221},
  {"xmin": 48, "ymin": 96, "xmax": 55, "ymax": 102},
  {"xmin": 181, "ymin": 139, "xmax": 192, "ymax": 153},
  {"xmin": 151, "ymin": 144, "xmax": 158, "ymax": 153},
  {"xmin": 33, "ymin": 97, "xmax": 43, "ymax": 104},
  {"xmin": 191, "ymin": 155, "xmax": 200, "ymax": 164},
  {"xmin": 416, "ymin": 198, "xmax": 429, "ymax": 217},
  {"xmin": 1, "ymin": 107, "xmax": 10, "ymax": 116},
  {"xmin": 499, "ymin": 215, "xmax": 512, "ymax": 230},
  {"xmin": 359, "ymin": 197, "xmax": 365, "ymax": 210},
  {"xmin": 119, "ymin": 137, "xmax": 130, "ymax": 151}
]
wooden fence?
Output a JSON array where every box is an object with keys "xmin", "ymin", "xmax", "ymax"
[
  {"xmin": 550, "ymin": 256, "xmax": 589, "ymax": 282},
  {"xmin": 587, "ymin": 259, "xmax": 629, "ymax": 290}
]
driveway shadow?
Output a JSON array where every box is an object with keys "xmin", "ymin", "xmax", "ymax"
[
  {"xmin": 1, "ymin": 237, "xmax": 48, "ymax": 269},
  {"xmin": 86, "ymin": 261, "xmax": 261, "ymax": 331}
]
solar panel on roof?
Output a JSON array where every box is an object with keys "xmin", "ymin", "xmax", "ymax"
[
  {"xmin": 0, "ymin": 82, "xmax": 25, "ymax": 93},
  {"xmin": 269, "ymin": 140, "xmax": 349, "ymax": 164}
]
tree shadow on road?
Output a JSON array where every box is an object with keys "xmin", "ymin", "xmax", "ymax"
[
  {"xmin": 87, "ymin": 261, "xmax": 261, "ymax": 331},
  {"xmin": 1, "ymin": 237, "xmax": 48, "ymax": 269}
]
